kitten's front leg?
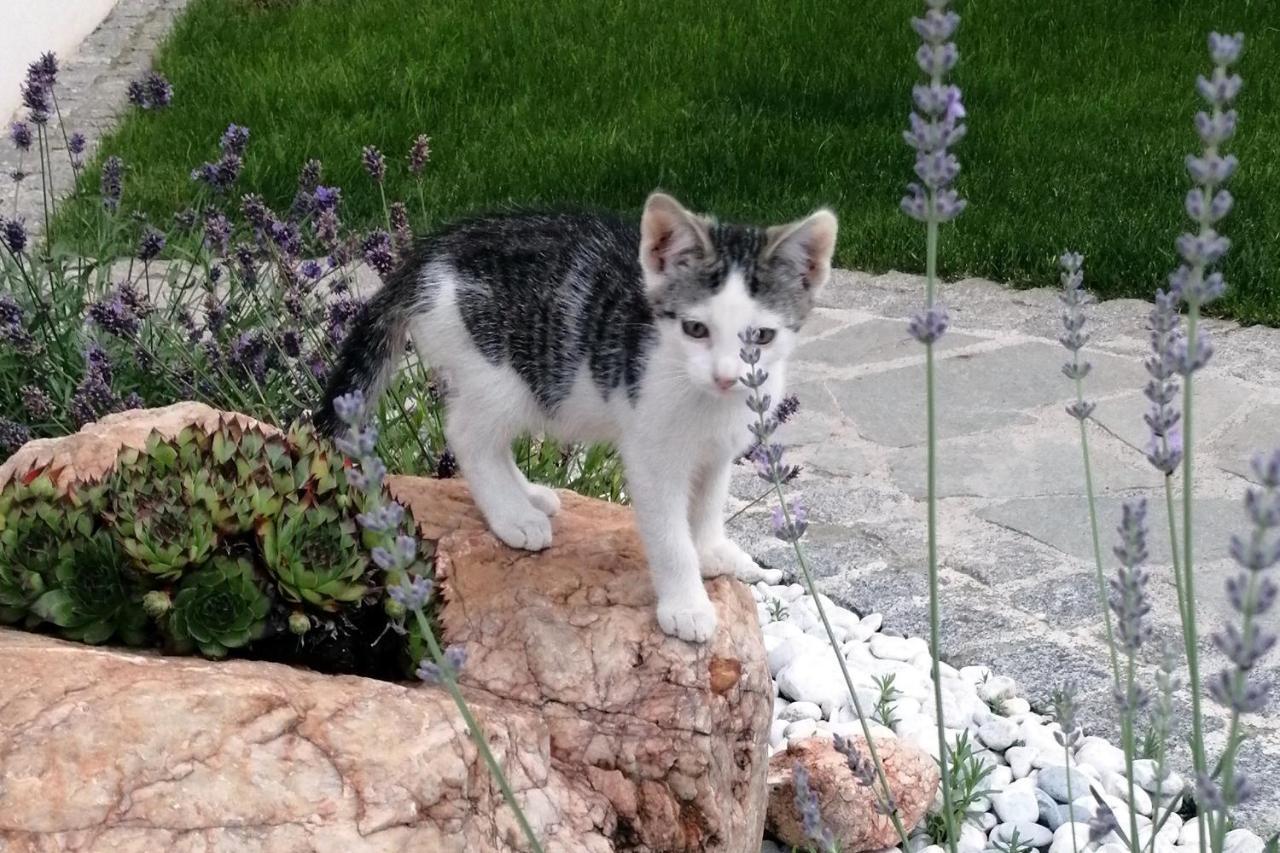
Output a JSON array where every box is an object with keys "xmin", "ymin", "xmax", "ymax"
[
  {"xmin": 690, "ymin": 459, "xmax": 784, "ymax": 585},
  {"xmin": 622, "ymin": 443, "xmax": 717, "ymax": 643}
]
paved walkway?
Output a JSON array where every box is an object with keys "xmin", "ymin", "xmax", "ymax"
[
  {"xmin": 0, "ymin": 0, "xmax": 190, "ymax": 229},
  {"xmin": 728, "ymin": 269, "xmax": 1280, "ymax": 830}
]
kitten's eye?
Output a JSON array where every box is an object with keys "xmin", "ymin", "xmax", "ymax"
[
  {"xmin": 681, "ymin": 320, "xmax": 710, "ymax": 339},
  {"xmin": 755, "ymin": 328, "xmax": 777, "ymax": 345}
]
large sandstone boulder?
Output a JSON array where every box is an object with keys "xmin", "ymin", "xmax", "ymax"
[{"xmin": 0, "ymin": 407, "xmax": 772, "ymax": 851}]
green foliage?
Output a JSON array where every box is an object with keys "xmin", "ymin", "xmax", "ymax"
[
  {"xmin": 167, "ymin": 555, "xmax": 270, "ymax": 657},
  {"xmin": 925, "ymin": 732, "xmax": 995, "ymax": 843},
  {"xmin": 260, "ymin": 502, "xmax": 368, "ymax": 609},
  {"xmin": 0, "ymin": 417, "xmax": 425, "ymax": 674},
  {"xmin": 32, "ymin": 532, "xmax": 149, "ymax": 645},
  {"xmin": 872, "ymin": 673, "xmax": 901, "ymax": 731}
]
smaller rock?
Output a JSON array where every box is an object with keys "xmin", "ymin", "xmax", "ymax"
[
  {"xmin": 762, "ymin": 620, "xmax": 804, "ymax": 640},
  {"xmin": 1003, "ymin": 697, "xmax": 1032, "ymax": 715},
  {"xmin": 1102, "ymin": 772, "xmax": 1152, "ymax": 816},
  {"xmin": 978, "ymin": 717, "xmax": 1020, "ymax": 752},
  {"xmin": 972, "ymin": 811, "xmax": 998, "ymax": 832},
  {"xmin": 991, "ymin": 822, "xmax": 1052, "ymax": 849},
  {"xmin": 957, "ymin": 822, "xmax": 988, "ymax": 853},
  {"xmin": 1130, "ymin": 759, "xmax": 1185, "ymax": 795},
  {"xmin": 1035, "ymin": 788, "xmax": 1064, "ymax": 831},
  {"xmin": 977, "ymin": 675, "xmax": 1016, "ymax": 703},
  {"xmin": 1006, "ymin": 746, "xmax": 1037, "ymax": 780},
  {"xmin": 988, "ymin": 765, "xmax": 1013, "ymax": 793},
  {"xmin": 779, "ymin": 701, "xmax": 823, "ymax": 722},
  {"xmin": 1075, "ymin": 739, "xmax": 1126, "ymax": 777},
  {"xmin": 870, "ymin": 634, "xmax": 928, "ymax": 662},
  {"xmin": 1049, "ymin": 822, "xmax": 1090, "ymax": 853},
  {"xmin": 906, "ymin": 835, "xmax": 935, "ymax": 853},
  {"xmin": 861, "ymin": 612, "xmax": 884, "ymax": 632},
  {"xmin": 1038, "ymin": 765, "xmax": 1092, "ymax": 804},
  {"xmin": 991, "ymin": 781, "xmax": 1039, "ymax": 824},
  {"xmin": 769, "ymin": 719, "xmax": 788, "ymax": 748},
  {"xmin": 960, "ymin": 665, "xmax": 992, "ymax": 684},
  {"xmin": 1179, "ymin": 816, "xmax": 1207, "ymax": 848},
  {"xmin": 784, "ymin": 719, "xmax": 818, "ymax": 741},
  {"xmin": 1225, "ymin": 829, "xmax": 1266, "ymax": 853}
]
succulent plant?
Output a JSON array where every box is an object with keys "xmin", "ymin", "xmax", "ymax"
[
  {"xmin": 211, "ymin": 425, "xmax": 295, "ymax": 527},
  {"xmin": 259, "ymin": 502, "xmax": 369, "ymax": 609},
  {"xmin": 31, "ymin": 531, "xmax": 148, "ymax": 645},
  {"xmin": 110, "ymin": 432, "xmax": 219, "ymax": 577},
  {"xmin": 167, "ymin": 555, "xmax": 270, "ymax": 657},
  {"xmin": 287, "ymin": 421, "xmax": 350, "ymax": 504},
  {"xmin": 0, "ymin": 473, "xmax": 100, "ymax": 624}
]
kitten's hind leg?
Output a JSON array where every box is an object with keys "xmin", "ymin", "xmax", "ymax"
[{"xmin": 446, "ymin": 401, "xmax": 553, "ymax": 551}]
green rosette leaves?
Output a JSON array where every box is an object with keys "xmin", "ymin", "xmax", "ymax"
[
  {"xmin": 259, "ymin": 502, "xmax": 368, "ymax": 610},
  {"xmin": 167, "ymin": 555, "xmax": 270, "ymax": 658},
  {"xmin": 31, "ymin": 531, "xmax": 148, "ymax": 645}
]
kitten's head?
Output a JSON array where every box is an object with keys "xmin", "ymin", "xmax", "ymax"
[{"xmin": 639, "ymin": 191, "xmax": 837, "ymax": 397}]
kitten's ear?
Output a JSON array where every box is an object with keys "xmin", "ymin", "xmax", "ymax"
[
  {"xmin": 765, "ymin": 209, "xmax": 839, "ymax": 295},
  {"xmin": 639, "ymin": 192, "xmax": 712, "ymax": 298}
]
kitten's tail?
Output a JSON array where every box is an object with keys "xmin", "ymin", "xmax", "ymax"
[{"xmin": 313, "ymin": 284, "xmax": 412, "ymax": 437}]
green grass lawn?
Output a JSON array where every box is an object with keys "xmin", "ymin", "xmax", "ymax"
[{"xmin": 60, "ymin": 0, "xmax": 1280, "ymax": 323}]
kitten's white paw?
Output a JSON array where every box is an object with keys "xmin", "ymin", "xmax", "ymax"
[
  {"xmin": 656, "ymin": 593, "xmax": 718, "ymax": 643},
  {"xmin": 525, "ymin": 484, "xmax": 561, "ymax": 517},
  {"xmin": 699, "ymin": 539, "xmax": 783, "ymax": 584},
  {"xmin": 487, "ymin": 506, "xmax": 554, "ymax": 551}
]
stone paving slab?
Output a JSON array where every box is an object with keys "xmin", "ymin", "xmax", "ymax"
[{"xmin": 731, "ymin": 269, "xmax": 1280, "ymax": 832}]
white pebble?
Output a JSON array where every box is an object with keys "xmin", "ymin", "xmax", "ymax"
[
  {"xmin": 1049, "ymin": 822, "xmax": 1090, "ymax": 853},
  {"xmin": 977, "ymin": 717, "xmax": 1020, "ymax": 752},
  {"xmin": 991, "ymin": 822, "xmax": 1052, "ymax": 849},
  {"xmin": 991, "ymin": 781, "xmax": 1040, "ymax": 824},
  {"xmin": 779, "ymin": 700, "xmax": 822, "ymax": 722},
  {"xmin": 1006, "ymin": 746, "xmax": 1038, "ymax": 780}
]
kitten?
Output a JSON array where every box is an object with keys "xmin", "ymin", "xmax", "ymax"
[{"xmin": 316, "ymin": 192, "xmax": 837, "ymax": 642}]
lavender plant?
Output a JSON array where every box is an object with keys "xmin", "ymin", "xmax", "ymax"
[
  {"xmin": 332, "ymin": 390, "xmax": 545, "ymax": 853},
  {"xmin": 900, "ymin": 0, "xmax": 965, "ymax": 846},
  {"xmin": 1059, "ymin": 253, "xmax": 1122, "ymax": 688},
  {"xmin": 1202, "ymin": 451, "xmax": 1280, "ymax": 849},
  {"xmin": 740, "ymin": 328, "xmax": 908, "ymax": 847},
  {"xmin": 1170, "ymin": 35, "xmax": 1245, "ymax": 828}
]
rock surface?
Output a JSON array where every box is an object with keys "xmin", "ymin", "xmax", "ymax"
[
  {"xmin": 0, "ymin": 471, "xmax": 772, "ymax": 852},
  {"xmin": 765, "ymin": 736, "xmax": 940, "ymax": 851}
]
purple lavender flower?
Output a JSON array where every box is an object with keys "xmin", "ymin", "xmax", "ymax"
[
  {"xmin": 792, "ymin": 764, "xmax": 836, "ymax": 850},
  {"xmin": 0, "ymin": 293, "xmax": 22, "ymax": 327},
  {"xmin": 204, "ymin": 294, "xmax": 229, "ymax": 334},
  {"xmin": 235, "ymin": 243, "xmax": 258, "ymax": 287},
  {"xmin": 390, "ymin": 201, "xmax": 412, "ymax": 251},
  {"xmin": 9, "ymin": 122, "xmax": 32, "ymax": 152},
  {"xmin": 241, "ymin": 193, "xmax": 271, "ymax": 229},
  {"xmin": 361, "ymin": 145, "xmax": 386, "ymax": 183},
  {"xmin": 146, "ymin": 72, "xmax": 173, "ymax": 108},
  {"xmin": 436, "ymin": 448, "xmax": 458, "ymax": 479},
  {"xmin": 362, "ymin": 229, "xmax": 398, "ymax": 278},
  {"xmin": 1110, "ymin": 499, "xmax": 1153, "ymax": 657},
  {"xmin": 1168, "ymin": 31, "xmax": 1244, "ymax": 393},
  {"xmin": 29, "ymin": 52, "xmax": 58, "ymax": 87},
  {"xmin": 1144, "ymin": 290, "xmax": 1183, "ymax": 474},
  {"xmin": 387, "ymin": 573, "xmax": 433, "ymax": 611},
  {"xmin": 202, "ymin": 211, "xmax": 232, "ymax": 256},
  {"xmin": 136, "ymin": 226, "xmax": 166, "ymax": 261},
  {"xmin": 68, "ymin": 131, "xmax": 86, "ymax": 158},
  {"xmin": 125, "ymin": 80, "xmax": 146, "ymax": 109},
  {"xmin": 772, "ymin": 499, "xmax": 809, "ymax": 543},
  {"xmin": 281, "ymin": 328, "xmax": 303, "ymax": 357},
  {"xmin": 20, "ymin": 385, "xmax": 53, "ymax": 421},
  {"xmin": 299, "ymin": 259, "xmax": 323, "ymax": 280},
  {"xmin": 1, "ymin": 218, "xmax": 28, "ymax": 255},
  {"xmin": 1209, "ymin": 450, "xmax": 1280, "ymax": 718},
  {"xmin": 220, "ymin": 123, "xmax": 250, "ymax": 156},
  {"xmin": 908, "ymin": 304, "xmax": 949, "ymax": 344},
  {"xmin": 228, "ymin": 329, "xmax": 270, "ymax": 382},
  {"xmin": 100, "ymin": 156, "xmax": 124, "ymax": 212},
  {"xmin": 20, "ymin": 76, "xmax": 50, "ymax": 124},
  {"xmin": 312, "ymin": 185, "xmax": 342, "ymax": 212},
  {"xmin": 416, "ymin": 644, "xmax": 467, "ymax": 684},
  {"xmin": 0, "ymin": 293, "xmax": 33, "ymax": 352},
  {"xmin": 88, "ymin": 293, "xmax": 140, "ymax": 338},
  {"xmin": 69, "ymin": 344, "xmax": 118, "ymax": 427},
  {"xmin": 122, "ymin": 392, "xmax": 145, "ymax": 410},
  {"xmin": 1058, "ymin": 252, "xmax": 1097, "ymax": 421},
  {"xmin": 0, "ymin": 418, "xmax": 31, "ymax": 455},
  {"xmin": 408, "ymin": 134, "xmax": 431, "ymax": 175},
  {"xmin": 901, "ymin": 3, "xmax": 967, "ymax": 227},
  {"xmin": 298, "ymin": 158, "xmax": 322, "ymax": 190},
  {"xmin": 191, "ymin": 154, "xmax": 243, "ymax": 193}
]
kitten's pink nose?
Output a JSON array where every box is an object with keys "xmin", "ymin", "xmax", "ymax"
[{"xmin": 714, "ymin": 375, "xmax": 737, "ymax": 392}]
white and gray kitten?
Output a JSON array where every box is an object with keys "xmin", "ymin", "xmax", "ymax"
[{"xmin": 317, "ymin": 192, "xmax": 837, "ymax": 642}]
